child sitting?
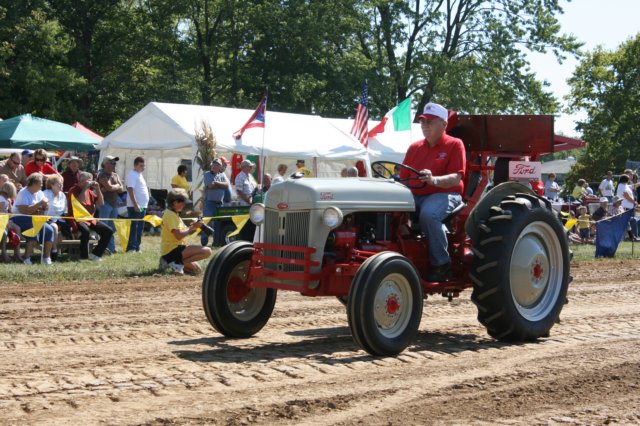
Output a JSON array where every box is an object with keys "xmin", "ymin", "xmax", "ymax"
[
  {"xmin": 160, "ymin": 188, "xmax": 212, "ymax": 275},
  {"xmin": 0, "ymin": 181, "xmax": 23, "ymax": 262}
]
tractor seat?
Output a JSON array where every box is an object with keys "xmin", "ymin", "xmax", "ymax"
[
  {"xmin": 443, "ymin": 201, "xmax": 467, "ymax": 228},
  {"xmin": 410, "ymin": 201, "xmax": 467, "ymax": 233}
]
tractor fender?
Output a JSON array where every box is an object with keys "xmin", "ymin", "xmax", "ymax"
[{"xmin": 465, "ymin": 181, "xmax": 536, "ymax": 243}]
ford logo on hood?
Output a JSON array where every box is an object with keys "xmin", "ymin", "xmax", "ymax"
[{"xmin": 277, "ymin": 202, "xmax": 289, "ymax": 210}]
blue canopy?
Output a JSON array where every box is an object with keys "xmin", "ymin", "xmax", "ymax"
[{"xmin": 0, "ymin": 114, "xmax": 99, "ymax": 151}]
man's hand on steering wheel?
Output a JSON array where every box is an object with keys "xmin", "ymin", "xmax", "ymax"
[{"xmin": 370, "ymin": 161, "xmax": 426, "ymax": 189}]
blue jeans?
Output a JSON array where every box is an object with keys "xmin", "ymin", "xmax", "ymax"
[
  {"xmin": 415, "ymin": 192, "xmax": 462, "ymax": 266},
  {"xmin": 10, "ymin": 216, "xmax": 55, "ymax": 243},
  {"xmin": 126, "ymin": 207, "xmax": 146, "ymax": 252},
  {"xmin": 629, "ymin": 216, "xmax": 639, "ymax": 238},
  {"xmin": 201, "ymin": 200, "xmax": 221, "ymax": 246},
  {"xmin": 97, "ymin": 203, "xmax": 118, "ymax": 252}
]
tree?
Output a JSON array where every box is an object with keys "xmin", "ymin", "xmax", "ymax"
[
  {"xmin": 358, "ymin": 0, "xmax": 581, "ymax": 118},
  {"xmin": 0, "ymin": 3, "xmax": 84, "ymax": 122},
  {"xmin": 566, "ymin": 34, "xmax": 640, "ymax": 183}
]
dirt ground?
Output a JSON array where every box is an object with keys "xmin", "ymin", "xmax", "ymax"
[{"xmin": 1, "ymin": 260, "xmax": 640, "ymax": 425}]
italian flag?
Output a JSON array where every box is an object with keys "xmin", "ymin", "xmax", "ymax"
[{"xmin": 368, "ymin": 97, "xmax": 412, "ymax": 138}]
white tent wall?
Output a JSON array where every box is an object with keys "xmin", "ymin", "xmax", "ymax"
[
  {"xmin": 100, "ymin": 147, "xmax": 192, "ymax": 189},
  {"xmin": 99, "ymin": 102, "xmax": 371, "ymax": 196}
]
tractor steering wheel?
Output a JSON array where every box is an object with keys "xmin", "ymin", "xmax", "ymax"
[{"xmin": 371, "ymin": 161, "xmax": 426, "ymax": 189}]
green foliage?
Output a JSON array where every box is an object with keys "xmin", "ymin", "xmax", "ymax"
[
  {"xmin": 0, "ymin": 0, "xmax": 580, "ymax": 133},
  {"xmin": 0, "ymin": 4, "xmax": 85, "ymax": 122},
  {"xmin": 360, "ymin": 0, "xmax": 581, "ymax": 117},
  {"xmin": 566, "ymin": 34, "xmax": 640, "ymax": 184}
]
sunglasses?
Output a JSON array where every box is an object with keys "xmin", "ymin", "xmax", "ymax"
[
  {"xmin": 174, "ymin": 199, "xmax": 186, "ymax": 204},
  {"xmin": 35, "ymin": 157, "xmax": 46, "ymax": 162},
  {"xmin": 10, "ymin": 159, "xmax": 21, "ymax": 165}
]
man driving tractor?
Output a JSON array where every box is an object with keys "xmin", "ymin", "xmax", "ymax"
[{"xmin": 400, "ymin": 102, "xmax": 466, "ymax": 282}]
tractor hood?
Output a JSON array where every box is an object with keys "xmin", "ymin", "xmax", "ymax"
[{"xmin": 264, "ymin": 178, "xmax": 415, "ymax": 213}]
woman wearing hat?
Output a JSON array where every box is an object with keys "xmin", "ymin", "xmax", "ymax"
[
  {"xmin": 62, "ymin": 156, "xmax": 83, "ymax": 192},
  {"xmin": 160, "ymin": 189, "xmax": 211, "ymax": 275}
]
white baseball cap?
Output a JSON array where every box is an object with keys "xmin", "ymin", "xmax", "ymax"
[{"xmin": 419, "ymin": 102, "xmax": 448, "ymax": 121}]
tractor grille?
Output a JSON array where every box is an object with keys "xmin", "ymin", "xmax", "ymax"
[{"xmin": 263, "ymin": 210, "xmax": 310, "ymax": 272}]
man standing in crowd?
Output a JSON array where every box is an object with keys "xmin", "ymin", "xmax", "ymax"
[
  {"xmin": 62, "ymin": 156, "xmax": 83, "ymax": 192},
  {"xmin": 272, "ymin": 164, "xmax": 288, "ymax": 184},
  {"xmin": 262, "ymin": 173, "xmax": 272, "ymax": 193},
  {"xmin": 202, "ymin": 158, "xmax": 229, "ymax": 247},
  {"xmin": 544, "ymin": 172, "xmax": 560, "ymax": 201},
  {"xmin": 235, "ymin": 159, "xmax": 256, "ymax": 206},
  {"xmin": 296, "ymin": 159, "xmax": 312, "ymax": 177},
  {"xmin": 598, "ymin": 171, "xmax": 614, "ymax": 202},
  {"xmin": 0, "ymin": 152, "xmax": 27, "ymax": 190},
  {"xmin": 126, "ymin": 156, "xmax": 149, "ymax": 253},
  {"xmin": 346, "ymin": 167, "xmax": 359, "ymax": 177},
  {"xmin": 21, "ymin": 149, "xmax": 33, "ymax": 166},
  {"xmin": 399, "ymin": 102, "xmax": 466, "ymax": 282},
  {"xmin": 98, "ymin": 155, "xmax": 124, "ymax": 254}
]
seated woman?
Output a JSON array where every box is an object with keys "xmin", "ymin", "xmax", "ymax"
[
  {"xmin": 10, "ymin": 173, "xmax": 55, "ymax": 265},
  {"xmin": 67, "ymin": 172, "xmax": 114, "ymax": 261},
  {"xmin": 160, "ymin": 189, "xmax": 212, "ymax": 275},
  {"xmin": 43, "ymin": 174, "xmax": 70, "ymax": 260}
]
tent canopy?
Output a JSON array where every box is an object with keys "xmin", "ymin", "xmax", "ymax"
[
  {"xmin": 72, "ymin": 122, "xmax": 103, "ymax": 141},
  {"xmin": 0, "ymin": 114, "xmax": 100, "ymax": 151},
  {"xmin": 99, "ymin": 102, "xmax": 370, "ymax": 190}
]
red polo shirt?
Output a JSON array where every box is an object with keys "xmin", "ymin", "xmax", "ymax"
[
  {"xmin": 400, "ymin": 133, "xmax": 466, "ymax": 196},
  {"xmin": 24, "ymin": 160, "xmax": 57, "ymax": 177}
]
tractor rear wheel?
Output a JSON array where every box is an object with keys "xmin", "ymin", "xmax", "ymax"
[
  {"xmin": 348, "ymin": 252, "xmax": 423, "ymax": 356},
  {"xmin": 470, "ymin": 195, "xmax": 570, "ymax": 341},
  {"xmin": 202, "ymin": 241, "xmax": 276, "ymax": 337}
]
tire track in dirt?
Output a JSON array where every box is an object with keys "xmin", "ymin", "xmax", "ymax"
[{"xmin": 1, "ymin": 270, "xmax": 639, "ymax": 424}]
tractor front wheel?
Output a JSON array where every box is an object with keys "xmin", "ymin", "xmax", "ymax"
[
  {"xmin": 470, "ymin": 195, "xmax": 570, "ymax": 341},
  {"xmin": 348, "ymin": 252, "xmax": 423, "ymax": 356},
  {"xmin": 202, "ymin": 241, "xmax": 276, "ymax": 337}
]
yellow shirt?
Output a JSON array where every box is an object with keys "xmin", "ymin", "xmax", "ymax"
[
  {"xmin": 577, "ymin": 213, "xmax": 591, "ymax": 230},
  {"xmin": 171, "ymin": 174, "xmax": 190, "ymax": 192},
  {"xmin": 161, "ymin": 209, "xmax": 187, "ymax": 255},
  {"xmin": 297, "ymin": 166, "xmax": 312, "ymax": 177},
  {"xmin": 572, "ymin": 185, "xmax": 586, "ymax": 199}
]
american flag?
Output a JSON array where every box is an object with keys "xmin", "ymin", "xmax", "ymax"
[
  {"xmin": 233, "ymin": 94, "xmax": 267, "ymax": 139},
  {"xmin": 350, "ymin": 82, "xmax": 369, "ymax": 147}
]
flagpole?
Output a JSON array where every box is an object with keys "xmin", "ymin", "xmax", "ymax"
[
  {"xmin": 259, "ymin": 89, "xmax": 268, "ymax": 191},
  {"xmin": 40, "ymin": 218, "xmax": 44, "ymax": 264}
]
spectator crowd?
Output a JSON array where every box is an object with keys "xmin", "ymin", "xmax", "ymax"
[
  {"xmin": 543, "ymin": 169, "xmax": 640, "ymax": 245},
  {"xmin": 0, "ymin": 149, "xmax": 152, "ymax": 265}
]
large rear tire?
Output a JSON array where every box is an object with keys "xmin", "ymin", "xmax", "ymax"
[
  {"xmin": 470, "ymin": 194, "xmax": 570, "ymax": 341},
  {"xmin": 202, "ymin": 241, "xmax": 276, "ymax": 337},
  {"xmin": 347, "ymin": 252, "xmax": 423, "ymax": 356}
]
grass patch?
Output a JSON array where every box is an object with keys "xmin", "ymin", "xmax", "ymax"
[
  {"xmin": 570, "ymin": 240, "xmax": 640, "ymax": 261},
  {"xmin": 2, "ymin": 234, "xmax": 638, "ymax": 284},
  {"xmin": 0, "ymin": 234, "xmax": 214, "ymax": 284}
]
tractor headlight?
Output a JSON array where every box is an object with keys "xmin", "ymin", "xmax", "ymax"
[
  {"xmin": 249, "ymin": 203, "xmax": 265, "ymax": 225},
  {"xmin": 322, "ymin": 207, "xmax": 343, "ymax": 229}
]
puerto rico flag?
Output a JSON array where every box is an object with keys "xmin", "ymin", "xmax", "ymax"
[{"xmin": 233, "ymin": 94, "xmax": 267, "ymax": 139}]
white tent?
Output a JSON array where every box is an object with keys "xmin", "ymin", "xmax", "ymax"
[{"xmin": 98, "ymin": 102, "xmax": 371, "ymax": 194}]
